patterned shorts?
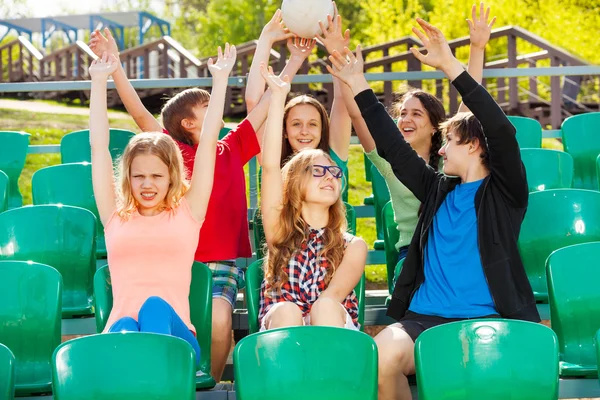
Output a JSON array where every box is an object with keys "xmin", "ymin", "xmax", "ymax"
[{"xmin": 207, "ymin": 261, "xmax": 245, "ymax": 308}]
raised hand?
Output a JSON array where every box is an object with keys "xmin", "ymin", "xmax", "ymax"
[
  {"xmin": 410, "ymin": 18, "xmax": 455, "ymax": 70},
  {"xmin": 468, "ymin": 3, "xmax": 496, "ymax": 49},
  {"xmin": 261, "ymin": 9, "xmax": 294, "ymax": 44},
  {"xmin": 326, "ymin": 45, "xmax": 365, "ymax": 90},
  {"xmin": 89, "ymin": 28, "xmax": 120, "ymax": 59},
  {"xmin": 287, "ymin": 36, "xmax": 316, "ymax": 62},
  {"xmin": 259, "ymin": 62, "xmax": 291, "ymax": 96},
  {"xmin": 207, "ymin": 43, "xmax": 237, "ymax": 80},
  {"xmin": 316, "ymin": 2, "xmax": 350, "ymax": 54},
  {"xmin": 89, "ymin": 51, "xmax": 119, "ymax": 80}
]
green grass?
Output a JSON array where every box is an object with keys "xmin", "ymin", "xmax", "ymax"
[{"xmin": 2, "ymin": 106, "xmax": 388, "ymax": 286}]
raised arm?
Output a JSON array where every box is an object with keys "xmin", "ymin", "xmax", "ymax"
[
  {"xmin": 251, "ymin": 37, "xmax": 316, "ymax": 165},
  {"xmin": 412, "ymin": 19, "xmax": 527, "ymax": 207},
  {"xmin": 458, "ymin": 3, "xmax": 496, "ymax": 113},
  {"xmin": 259, "ymin": 64, "xmax": 292, "ymax": 245},
  {"xmin": 89, "ymin": 28, "xmax": 161, "ymax": 132},
  {"xmin": 327, "ymin": 46, "xmax": 439, "ymax": 202},
  {"xmin": 185, "ymin": 44, "xmax": 237, "ymax": 223},
  {"xmin": 317, "ymin": 12, "xmax": 375, "ymax": 152},
  {"xmin": 316, "ymin": 7, "xmax": 352, "ymax": 161},
  {"xmin": 88, "ymin": 52, "xmax": 119, "ymax": 225},
  {"xmin": 320, "ymin": 238, "xmax": 367, "ymax": 302},
  {"xmin": 245, "ymin": 9, "xmax": 294, "ymax": 112}
]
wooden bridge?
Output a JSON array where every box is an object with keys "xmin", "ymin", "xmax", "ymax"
[{"xmin": 1, "ymin": 25, "xmax": 598, "ymax": 128}]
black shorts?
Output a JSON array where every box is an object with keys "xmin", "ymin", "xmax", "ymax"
[{"xmin": 398, "ymin": 311, "xmax": 500, "ymax": 342}]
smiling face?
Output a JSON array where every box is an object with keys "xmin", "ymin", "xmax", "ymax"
[
  {"xmin": 129, "ymin": 154, "xmax": 171, "ymax": 215},
  {"xmin": 396, "ymin": 95, "xmax": 436, "ymax": 152},
  {"xmin": 303, "ymin": 154, "xmax": 342, "ymax": 206},
  {"xmin": 285, "ymin": 104, "xmax": 323, "ymax": 152}
]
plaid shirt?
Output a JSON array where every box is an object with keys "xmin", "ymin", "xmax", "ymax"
[{"xmin": 259, "ymin": 228, "xmax": 360, "ymax": 328}]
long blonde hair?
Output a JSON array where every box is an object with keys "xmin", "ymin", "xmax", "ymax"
[
  {"xmin": 115, "ymin": 132, "xmax": 189, "ymax": 218},
  {"xmin": 264, "ymin": 149, "xmax": 347, "ymax": 294}
]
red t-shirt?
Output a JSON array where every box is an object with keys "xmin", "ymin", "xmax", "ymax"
[{"xmin": 163, "ymin": 119, "xmax": 259, "ymax": 261}]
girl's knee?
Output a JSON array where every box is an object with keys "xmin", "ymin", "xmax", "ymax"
[
  {"xmin": 108, "ymin": 316, "xmax": 139, "ymax": 332},
  {"xmin": 310, "ymin": 297, "xmax": 345, "ymax": 326},
  {"xmin": 266, "ymin": 302, "xmax": 303, "ymax": 329}
]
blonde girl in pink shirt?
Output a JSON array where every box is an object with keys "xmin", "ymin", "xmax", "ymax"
[{"xmin": 88, "ymin": 45, "xmax": 237, "ymax": 366}]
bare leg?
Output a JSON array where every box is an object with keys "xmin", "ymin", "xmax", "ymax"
[
  {"xmin": 309, "ymin": 297, "xmax": 346, "ymax": 327},
  {"xmin": 374, "ymin": 323, "xmax": 416, "ymax": 400},
  {"xmin": 265, "ymin": 302, "xmax": 304, "ymax": 329},
  {"xmin": 210, "ymin": 298, "xmax": 232, "ymax": 382}
]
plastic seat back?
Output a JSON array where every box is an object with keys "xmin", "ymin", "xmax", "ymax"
[
  {"xmin": 219, "ymin": 127, "xmax": 232, "ymax": 140},
  {"xmin": 32, "ymin": 163, "xmax": 107, "ymax": 258},
  {"xmin": 508, "ymin": 116, "xmax": 543, "ymax": 149},
  {"xmin": 518, "ymin": 189, "xmax": 600, "ymax": 301},
  {"xmin": 547, "ymin": 242, "xmax": 600, "ymax": 377},
  {"xmin": 60, "ymin": 129, "xmax": 135, "ymax": 164},
  {"xmin": 371, "ymin": 164, "xmax": 390, "ymax": 241},
  {"xmin": 415, "ymin": 319, "xmax": 559, "ymax": 400},
  {"xmin": 246, "ymin": 259, "xmax": 366, "ymax": 333},
  {"xmin": 52, "ymin": 333, "xmax": 195, "ymax": 400},
  {"xmin": 93, "ymin": 262, "xmax": 215, "ymax": 388},
  {"xmin": 0, "ymin": 344, "xmax": 15, "ymax": 400},
  {"xmin": 0, "ymin": 261, "xmax": 62, "ymax": 396},
  {"xmin": 521, "ymin": 149, "xmax": 573, "ymax": 192},
  {"xmin": 382, "ymin": 201, "xmax": 399, "ymax": 294},
  {"xmin": 0, "ymin": 131, "xmax": 30, "ymax": 208},
  {"xmin": 234, "ymin": 326, "xmax": 378, "ymax": 400},
  {"xmin": 0, "ymin": 170, "xmax": 8, "ymax": 213},
  {"xmin": 0, "ymin": 205, "xmax": 96, "ymax": 317},
  {"xmin": 561, "ymin": 112, "xmax": 600, "ymax": 190}
]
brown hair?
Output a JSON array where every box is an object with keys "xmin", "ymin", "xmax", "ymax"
[
  {"xmin": 393, "ymin": 89, "xmax": 446, "ymax": 169},
  {"xmin": 264, "ymin": 149, "xmax": 347, "ymax": 294},
  {"xmin": 440, "ymin": 112, "xmax": 490, "ymax": 168},
  {"xmin": 161, "ymin": 88, "xmax": 211, "ymax": 146},
  {"xmin": 115, "ymin": 132, "xmax": 189, "ymax": 218},
  {"xmin": 281, "ymin": 95, "xmax": 331, "ymax": 167}
]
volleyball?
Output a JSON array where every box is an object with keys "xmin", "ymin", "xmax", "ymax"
[{"xmin": 281, "ymin": 0, "xmax": 335, "ymax": 39}]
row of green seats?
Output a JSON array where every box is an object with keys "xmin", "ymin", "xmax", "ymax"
[{"xmin": 0, "ymin": 260, "xmax": 216, "ymax": 397}]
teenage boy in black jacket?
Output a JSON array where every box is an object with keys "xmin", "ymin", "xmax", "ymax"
[{"xmin": 328, "ymin": 18, "xmax": 540, "ymax": 400}]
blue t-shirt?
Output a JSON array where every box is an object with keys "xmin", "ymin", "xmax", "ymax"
[{"xmin": 409, "ymin": 178, "xmax": 497, "ymax": 318}]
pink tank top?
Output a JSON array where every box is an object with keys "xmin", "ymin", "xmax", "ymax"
[{"xmin": 103, "ymin": 197, "xmax": 201, "ymax": 333}]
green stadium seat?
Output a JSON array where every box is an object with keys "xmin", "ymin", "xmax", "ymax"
[
  {"xmin": 253, "ymin": 202, "xmax": 356, "ymax": 260},
  {"xmin": 518, "ymin": 189, "xmax": 600, "ymax": 302},
  {"xmin": 547, "ymin": 242, "xmax": 600, "ymax": 377},
  {"xmin": 93, "ymin": 262, "xmax": 216, "ymax": 389},
  {"xmin": 508, "ymin": 116, "xmax": 543, "ymax": 149},
  {"xmin": 0, "ymin": 170, "xmax": 8, "ymax": 213},
  {"xmin": 233, "ymin": 326, "xmax": 378, "ymax": 400},
  {"xmin": 595, "ymin": 330, "xmax": 600, "ymax": 382},
  {"xmin": 415, "ymin": 319, "xmax": 559, "ymax": 400},
  {"xmin": 561, "ymin": 112, "xmax": 600, "ymax": 190},
  {"xmin": 219, "ymin": 126, "xmax": 232, "ymax": 140},
  {"xmin": 60, "ymin": 129, "xmax": 135, "ymax": 164},
  {"xmin": 0, "ymin": 131, "xmax": 30, "ymax": 209},
  {"xmin": 382, "ymin": 201, "xmax": 399, "ymax": 295},
  {"xmin": 245, "ymin": 259, "xmax": 366, "ymax": 333},
  {"xmin": 521, "ymin": 149, "xmax": 573, "ymax": 192},
  {"xmin": 0, "ymin": 261, "xmax": 62, "ymax": 396},
  {"xmin": 52, "ymin": 333, "xmax": 196, "ymax": 400},
  {"xmin": 371, "ymin": 164, "xmax": 390, "ymax": 244},
  {"xmin": 0, "ymin": 205, "xmax": 96, "ymax": 317},
  {"xmin": 0, "ymin": 344, "xmax": 15, "ymax": 400},
  {"xmin": 32, "ymin": 162, "xmax": 107, "ymax": 258},
  {"xmin": 595, "ymin": 154, "xmax": 600, "ymax": 190}
]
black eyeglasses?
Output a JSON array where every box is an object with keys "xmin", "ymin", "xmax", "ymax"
[{"xmin": 311, "ymin": 164, "xmax": 343, "ymax": 179}]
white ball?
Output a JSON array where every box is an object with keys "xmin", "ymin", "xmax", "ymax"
[{"xmin": 281, "ymin": 0, "xmax": 335, "ymax": 39}]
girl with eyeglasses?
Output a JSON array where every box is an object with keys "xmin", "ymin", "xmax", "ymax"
[{"xmin": 257, "ymin": 62, "xmax": 367, "ymax": 331}]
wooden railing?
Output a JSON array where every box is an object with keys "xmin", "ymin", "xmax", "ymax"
[{"xmin": 0, "ymin": 36, "xmax": 43, "ymax": 83}]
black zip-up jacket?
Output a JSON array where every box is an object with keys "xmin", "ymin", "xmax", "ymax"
[{"xmin": 355, "ymin": 70, "xmax": 540, "ymax": 323}]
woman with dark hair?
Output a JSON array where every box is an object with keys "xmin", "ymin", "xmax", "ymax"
[{"xmin": 333, "ymin": 3, "xmax": 495, "ymax": 272}]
